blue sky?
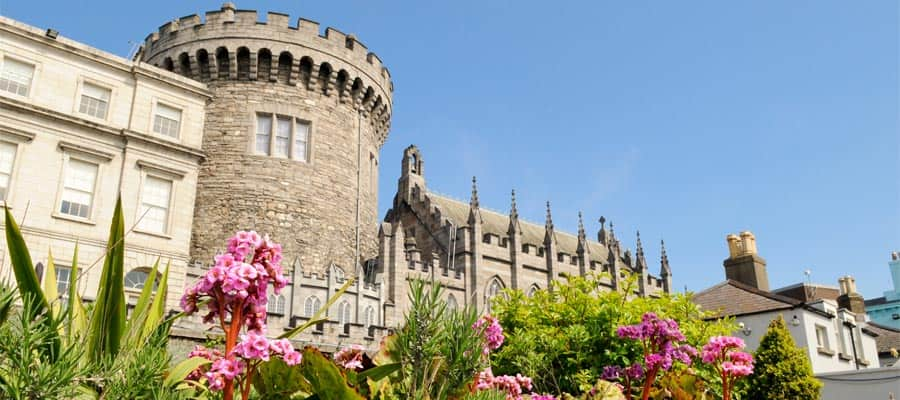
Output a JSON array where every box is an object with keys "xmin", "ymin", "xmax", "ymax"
[{"xmin": 2, "ymin": 1, "xmax": 897, "ymax": 297}]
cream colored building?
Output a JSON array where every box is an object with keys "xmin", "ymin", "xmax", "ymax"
[{"xmin": 0, "ymin": 16, "xmax": 210, "ymax": 310}]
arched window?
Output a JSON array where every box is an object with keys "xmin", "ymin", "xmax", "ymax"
[
  {"xmin": 278, "ymin": 52, "xmax": 294, "ymax": 84},
  {"xmin": 236, "ymin": 47, "xmax": 251, "ymax": 80},
  {"xmin": 257, "ymin": 49, "xmax": 272, "ymax": 81},
  {"xmin": 162, "ymin": 57, "xmax": 174, "ymax": 72},
  {"xmin": 317, "ymin": 62, "xmax": 333, "ymax": 94},
  {"xmin": 527, "ymin": 284, "xmax": 540, "ymax": 297},
  {"xmin": 332, "ymin": 266, "xmax": 345, "ymax": 282},
  {"xmin": 447, "ymin": 294, "xmax": 458, "ymax": 312},
  {"xmin": 338, "ymin": 300, "xmax": 352, "ymax": 326},
  {"xmin": 196, "ymin": 49, "xmax": 211, "ymax": 81},
  {"xmin": 267, "ymin": 293, "xmax": 286, "ymax": 315},
  {"xmin": 177, "ymin": 53, "xmax": 191, "ymax": 77},
  {"xmin": 364, "ymin": 306, "xmax": 376, "ymax": 327},
  {"xmin": 124, "ymin": 268, "xmax": 158, "ymax": 291},
  {"xmin": 485, "ymin": 277, "xmax": 504, "ymax": 313},
  {"xmin": 298, "ymin": 56, "xmax": 313, "ymax": 87},
  {"xmin": 215, "ymin": 47, "xmax": 230, "ymax": 79},
  {"xmin": 304, "ymin": 296, "xmax": 321, "ymax": 317}
]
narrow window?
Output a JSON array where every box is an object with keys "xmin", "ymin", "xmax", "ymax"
[
  {"xmin": 137, "ymin": 175, "xmax": 172, "ymax": 234},
  {"xmin": 304, "ymin": 296, "xmax": 321, "ymax": 317},
  {"xmin": 60, "ymin": 159, "xmax": 98, "ymax": 219},
  {"xmin": 79, "ymin": 82, "xmax": 111, "ymax": 119},
  {"xmin": 0, "ymin": 57, "xmax": 34, "ymax": 97},
  {"xmin": 267, "ymin": 293, "xmax": 285, "ymax": 315},
  {"xmin": 0, "ymin": 142, "xmax": 17, "ymax": 200},
  {"xmin": 365, "ymin": 306, "xmax": 375, "ymax": 327},
  {"xmin": 338, "ymin": 301, "xmax": 351, "ymax": 326},
  {"xmin": 153, "ymin": 103, "xmax": 182, "ymax": 138},
  {"xmin": 275, "ymin": 117, "xmax": 291, "ymax": 158},
  {"xmin": 255, "ymin": 113, "xmax": 272, "ymax": 155},
  {"xmin": 55, "ymin": 266, "xmax": 71, "ymax": 301},
  {"xmin": 294, "ymin": 120, "xmax": 309, "ymax": 162}
]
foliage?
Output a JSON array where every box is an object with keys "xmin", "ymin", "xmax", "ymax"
[
  {"xmin": 745, "ymin": 316, "xmax": 821, "ymax": 400},
  {"xmin": 387, "ymin": 279, "xmax": 488, "ymax": 400},
  {"xmin": 491, "ymin": 273, "xmax": 736, "ymax": 396}
]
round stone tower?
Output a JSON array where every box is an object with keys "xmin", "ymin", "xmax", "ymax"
[{"xmin": 141, "ymin": 3, "xmax": 392, "ymax": 274}]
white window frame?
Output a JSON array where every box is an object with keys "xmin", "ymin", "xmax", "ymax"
[
  {"xmin": 815, "ymin": 324, "xmax": 830, "ymax": 350},
  {"xmin": 267, "ymin": 292, "xmax": 286, "ymax": 315},
  {"xmin": 133, "ymin": 160, "xmax": 185, "ymax": 238},
  {"xmin": 304, "ymin": 296, "xmax": 322, "ymax": 317},
  {"xmin": 75, "ymin": 78, "xmax": 113, "ymax": 121},
  {"xmin": 54, "ymin": 265, "xmax": 72, "ymax": 303},
  {"xmin": 150, "ymin": 100, "xmax": 183, "ymax": 139},
  {"xmin": 135, "ymin": 174, "xmax": 174, "ymax": 236},
  {"xmin": 252, "ymin": 112, "xmax": 312, "ymax": 162},
  {"xmin": 0, "ymin": 140, "xmax": 21, "ymax": 204},
  {"xmin": 338, "ymin": 300, "xmax": 352, "ymax": 326},
  {"xmin": 124, "ymin": 268, "xmax": 157, "ymax": 292},
  {"xmin": 0, "ymin": 54, "xmax": 37, "ymax": 98},
  {"xmin": 364, "ymin": 305, "xmax": 376, "ymax": 327},
  {"xmin": 55, "ymin": 156, "xmax": 100, "ymax": 222}
]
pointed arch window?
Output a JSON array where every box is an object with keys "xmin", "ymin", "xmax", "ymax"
[
  {"xmin": 447, "ymin": 294, "xmax": 458, "ymax": 312},
  {"xmin": 338, "ymin": 300, "xmax": 352, "ymax": 326},
  {"xmin": 304, "ymin": 296, "xmax": 321, "ymax": 317},
  {"xmin": 267, "ymin": 293, "xmax": 286, "ymax": 315},
  {"xmin": 527, "ymin": 284, "xmax": 540, "ymax": 297},
  {"xmin": 364, "ymin": 306, "xmax": 376, "ymax": 327},
  {"xmin": 485, "ymin": 277, "xmax": 504, "ymax": 313}
]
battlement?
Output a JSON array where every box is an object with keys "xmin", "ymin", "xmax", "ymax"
[{"xmin": 140, "ymin": 3, "xmax": 392, "ymax": 143}]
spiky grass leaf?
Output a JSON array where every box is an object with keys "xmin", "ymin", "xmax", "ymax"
[
  {"xmin": 87, "ymin": 196, "xmax": 126, "ymax": 363},
  {"xmin": 142, "ymin": 259, "xmax": 170, "ymax": 341},
  {"xmin": 67, "ymin": 242, "xmax": 88, "ymax": 342},
  {"xmin": 280, "ymin": 277, "xmax": 355, "ymax": 340},
  {"xmin": 124, "ymin": 258, "xmax": 159, "ymax": 347}
]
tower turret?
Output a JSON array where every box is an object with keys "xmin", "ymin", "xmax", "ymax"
[{"xmin": 141, "ymin": 4, "xmax": 393, "ymax": 273}]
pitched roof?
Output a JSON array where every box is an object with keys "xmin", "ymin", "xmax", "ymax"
[
  {"xmin": 693, "ymin": 280, "xmax": 803, "ymax": 318},
  {"xmin": 865, "ymin": 322, "xmax": 900, "ymax": 355},
  {"xmin": 864, "ymin": 296, "xmax": 892, "ymax": 307},
  {"xmin": 427, "ymin": 192, "xmax": 614, "ymax": 261}
]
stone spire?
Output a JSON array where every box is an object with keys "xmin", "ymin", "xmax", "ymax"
[
  {"xmin": 576, "ymin": 211, "xmax": 590, "ymax": 274},
  {"xmin": 598, "ymin": 216, "xmax": 608, "ymax": 245},
  {"xmin": 543, "ymin": 201, "xmax": 555, "ymax": 245},
  {"xmin": 467, "ymin": 176, "xmax": 482, "ymax": 225},
  {"xmin": 508, "ymin": 189, "xmax": 520, "ymax": 234},
  {"xmin": 577, "ymin": 212, "xmax": 587, "ymax": 243},
  {"xmin": 660, "ymin": 239, "xmax": 671, "ymax": 277},
  {"xmin": 635, "ymin": 231, "xmax": 647, "ymax": 271}
]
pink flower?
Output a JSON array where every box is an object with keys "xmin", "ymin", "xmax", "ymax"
[
  {"xmin": 473, "ymin": 315, "xmax": 505, "ymax": 355},
  {"xmin": 333, "ymin": 344, "xmax": 366, "ymax": 370}
]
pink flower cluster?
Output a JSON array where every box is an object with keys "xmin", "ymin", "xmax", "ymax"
[
  {"xmin": 186, "ymin": 345, "xmax": 224, "ymax": 381},
  {"xmin": 474, "ymin": 367, "xmax": 534, "ymax": 400},
  {"xmin": 333, "ymin": 344, "xmax": 366, "ymax": 370},
  {"xmin": 473, "ymin": 315, "xmax": 504, "ymax": 355},
  {"xmin": 615, "ymin": 313, "xmax": 697, "ymax": 372},
  {"xmin": 181, "ymin": 231, "xmax": 287, "ymax": 333},
  {"xmin": 530, "ymin": 395, "xmax": 558, "ymax": 400},
  {"xmin": 701, "ymin": 336, "xmax": 753, "ymax": 378},
  {"xmin": 232, "ymin": 331, "xmax": 302, "ymax": 365}
]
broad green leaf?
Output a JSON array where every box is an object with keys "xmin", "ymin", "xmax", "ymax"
[
  {"xmin": 42, "ymin": 249, "xmax": 61, "ymax": 319},
  {"xmin": 67, "ymin": 242, "xmax": 87, "ymax": 342},
  {"xmin": 87, "ymin": 196, "xmax": 127, "ymax": 363},
  {"xmin": 357, "ymin": 362, "xmax": 401, "ymax": 383},
  {"xmin": 254, "ymin": 356, "xmax": 311, "ymax": 399},
  {"xmin": 141, "ymin": 259, "xmax": 170, "ymax": 341},
  {"xmin": 165, "ymin": 356, "xmax": 211, "ymax": 388},
  {"xmin": 280, "ymin": 278, "xmax": 355, "ymax": 340},
  {"xmin": 123, "ymin": 258, "xmax": 159, "ymax": 346},
  {"xmin": 3, "ymin": 206, "xmax": 58, "ymax": 360},
  {"xmin": 299, "ymin": 347, "xmax": 364, "ymax": 400}
]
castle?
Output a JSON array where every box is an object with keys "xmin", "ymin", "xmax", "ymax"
[{"xmin": 0, "ymin": 4, "xmax": 670, "ymax": 351}]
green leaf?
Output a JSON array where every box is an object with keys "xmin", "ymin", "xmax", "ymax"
[
  {"xmin": 123, "ymin": 258, "xmax": 159, "ymax": 346},
  {"xmin": 87, "ymin": 196, "xmax": 127, "ymax": 363},
  {"xmin": 142, "ymin": 259, "xmax": 170, "ymax": 341},
  {"xmin": 67, "ymin": 242, "xmax": 87, "ymax": 342},
  {"xmin": 165, "ymin": 356, "xmax": 211, "ymax": 388},
  {"xmin": 357, "ymin": 362, "xmax": 401, "ymax": 383},
  {"xmin": 42, "ymin": 249, "xmax": 60, "ymax": 318},
  {"xmin": 0, "ymin": 283, "xmax": 15, "ymax": 326},
  {"xmin": 299, "ymin": 347, "xmax": 365, "ymax": 400},
  {"xmin": 280, "ymin": 278, "xmax": 355, "ymax": 340},
  {"xmin": 3, "ymin": 205, "xmax": 59, "ymax": 360},
  {"xmin": 254, "ymin": 356, "xmax": 311, "ymax": 399}
]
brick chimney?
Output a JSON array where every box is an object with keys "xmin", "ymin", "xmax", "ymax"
[
  {"xmin": 837, "ymin": 275, "xmax": 866, "ymax": 321},
  {"xmin": 723, "ymin": 231, "xmax": 770, "ymax": 291}
]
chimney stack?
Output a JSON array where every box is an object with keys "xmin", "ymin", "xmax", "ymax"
[
  {"xmin": 837, "ymin": 275, "xmax": 866, "ymax": 321},
  {"xmin": 723, "ymin": 231, "xmax": 769, "ymax": 291}
]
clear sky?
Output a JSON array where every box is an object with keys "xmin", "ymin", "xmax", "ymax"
[{"xmin": 2, "ymin": 1, "xmax": 897, "ymax": 297}]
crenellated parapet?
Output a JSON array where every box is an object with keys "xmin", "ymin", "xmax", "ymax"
[{"xmin": 140, "ymin": 3, "xmax": 392, "ymax": 146}]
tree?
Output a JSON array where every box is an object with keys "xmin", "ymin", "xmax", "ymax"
[{"xmin": 746, "ymin": 316, "xmax": 822, "ymax": 400}]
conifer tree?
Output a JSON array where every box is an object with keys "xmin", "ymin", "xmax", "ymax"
[{"xmin": 746, "ymin": 315, "xmax": 822, "ymax": 400}]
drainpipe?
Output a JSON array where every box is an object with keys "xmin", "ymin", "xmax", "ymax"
[
  {"xmin": 117, "ymin": 65, "xmax": 140, "ymax": 195},
  {"xmin": 354, "ymin": 108, "xmax": 362, "ymax": 323},
  {"xmin": 844, "ymin": 321, "xmax": 860, "ymax": 370}
]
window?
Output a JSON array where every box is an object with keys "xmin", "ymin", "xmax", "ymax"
[
  {"xmin": 304, "ymin": 296, "xmax": 321, "ymax": 317},
  {"xmin": 485, "ymin": 278, "xmax": 504, "ymax": 312},
  {"xmin": 0, "ymin": 142, "xmax": 17, "ymax": 200},
  {"xmin": 137, "ymin": 175, "xmax": 172, "ymax": 233},
  {"xmin": 0, "ymin": 57, "xmax": 34, "ymax": 97},
  {"xmin": 332, "ymin": 266, "xmax": 345, "ymax": 282},
  {"xmin": 364, "ymin": 306, "xmax": 376, "ymax": 327},
  {"xmin": 79, "ymin": 82, "xmax": 111, "ymax": 119},
  {"xmin": 528, "ymin": 284, "xmax": 540, "ymax": 297},
  {"xmin": 124, "ymin": 269, "xmax": 157, "ymax": 291},
  {"xmin": 254, "ymin": 113, "xmax": 310, "ymax": 162},
  {"xmin": 338, "ymin": 300, "xmax": 352, "ymax": 326},
  {"xmin": 267, "ymin": 293, "xmax": 286, "ymax": 315},
  {"xmin": 815, "ymin": 325, "xmax": 829, "ymax": 349},
  {"xmin": 59, "ymin": 159, "xmax": 98, "ymax": 219},
  {"xmin": 153, "ymin": 103, "xmax": 182, "ymax": 138},
  {"xmin": 55, "ymin": 266, "xmax": 71, "ymax": 301}
]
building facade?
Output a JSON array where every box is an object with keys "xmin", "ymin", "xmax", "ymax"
[
  {"xmin": 865, "ymin": 252, "xmax": 900, "ymax": 329},
  {"xmin": 0, "ymin": 15, "xmax": 210, "ymax": 311},
  {"xmin": 0, "ymin": 4, "xmax": 671, "ymax": 352}
]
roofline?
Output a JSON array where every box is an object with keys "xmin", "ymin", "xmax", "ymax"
[
  {"xmin": 772, "ymin": 282, "xmax": 840, "ymax": 292},
  {"xmin": 697, "ymin": 280, "xmax": 836, "ymax": 320}
]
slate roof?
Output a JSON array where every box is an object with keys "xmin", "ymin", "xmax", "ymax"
[
  {"xmin": 693, "ymin": 280, "xmax": 804, "ymax": 318},
  {"xmin": 865, "ymin": 322, "xmax": 900, "ymax": 355},
  {"xmin": 865, "ymin": 296, "xmax": 891, "ymax": 307},
  {"xmin": 427, "ymin": 192, "xmax": 614, "ymax": 261}
]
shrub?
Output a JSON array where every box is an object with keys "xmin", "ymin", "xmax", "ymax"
[{"xmin": 745, "ymin": 316, "xmax": 821, "ymax": 400}]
